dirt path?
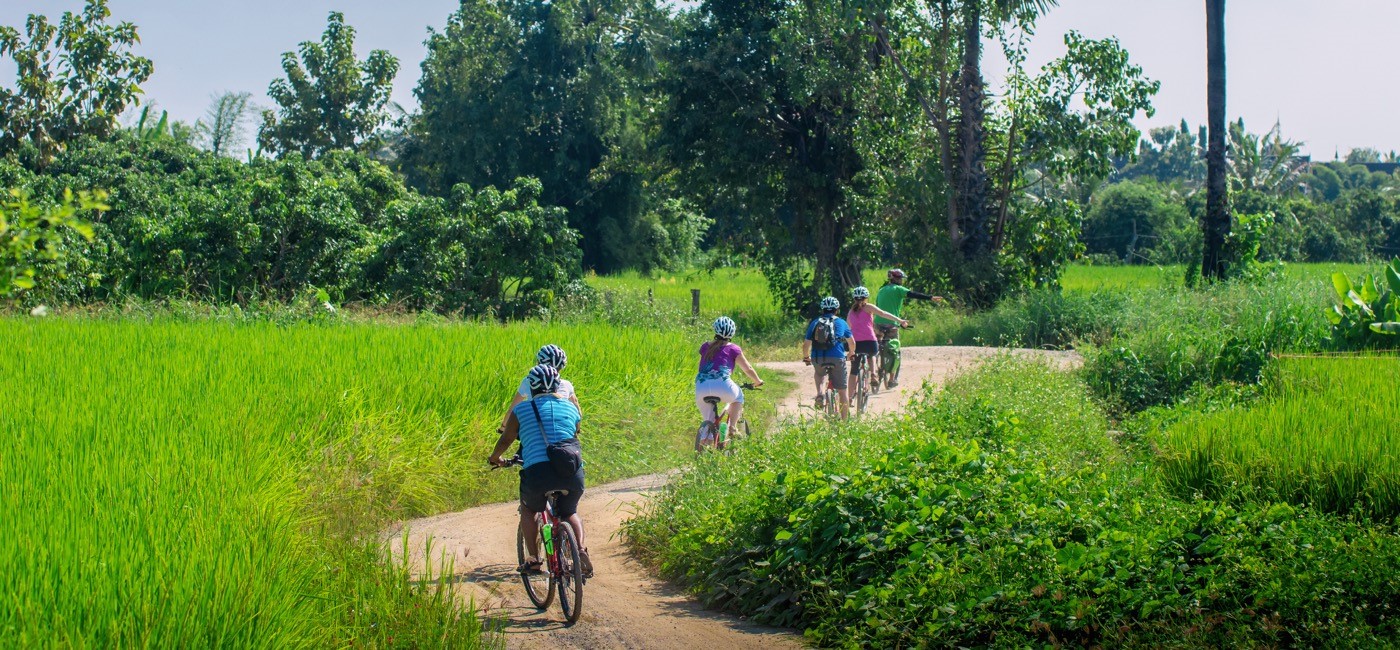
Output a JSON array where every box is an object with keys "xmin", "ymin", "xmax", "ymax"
[
  {"xmin": 394, "ymin": 346, "xmax": 1079, "ymax": 649},
  {"xmin": 763, "ymin": 345, "xmax": 1081, "ymax": 419}
]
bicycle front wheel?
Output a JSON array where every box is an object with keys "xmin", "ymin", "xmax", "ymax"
[
  {"xmin": 518, "ymin": 517, "xmax": 554, "ymax": 609},
  {"xmin": 554, "ymin": 522, "xmax": 585, "ymax": 625}
]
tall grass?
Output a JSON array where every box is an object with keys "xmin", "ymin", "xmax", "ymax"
[
  {"xmin": 0, "ymin": 318, "xmax": 704, "ymax": 646},
  {"xmin": 1152, "ymin": 355, "xmax": 1400, "ymax": 519}
]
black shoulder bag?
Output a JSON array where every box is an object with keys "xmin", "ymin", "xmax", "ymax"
[{"xmin": 530, "ymin": 399, "xmax": 582, "ymax": 478}]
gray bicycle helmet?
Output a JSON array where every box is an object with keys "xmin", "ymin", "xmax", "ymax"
[
  {"xmin": 713, "ymin": 316, "xmax": 737, "ymax": 339},
  {"xmin": 852, "ymin": 286, "xmax": 870, "ymax": 299},
  {"xmin": 820, "ymin": 296, "xmax": 840, "ymax": 311},
  {"xmin": 536, "ymin": 344, "xmax": 567, "ymax": 369},
  {"xmin": 888, "ymin": 268, "xmax": 906, "ymax": 281},
  {"xmin": 526, "ymin": 364, "xmax": 561, "ymax": 394}
]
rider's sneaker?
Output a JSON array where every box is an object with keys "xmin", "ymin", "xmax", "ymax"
[
  {"xmin": 519, "ymin": 559, "xmax": 543, "ymax": 575},
  {"xmin": 888, "ymin": 379, "xmax": 899, "ymax": 388},
  {"xmin": 579, "ymin": 547, "xmax": 595, "ymax": 579}
]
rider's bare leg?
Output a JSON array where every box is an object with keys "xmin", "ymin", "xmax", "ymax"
[
  {"xmin": 564, "ymin": 513, "xmax": 586, "ymax": 551},
  {"xmin": 727, "ymin": 402, "xmax": 744, "ymax": 431},
  {"xmin": 520, "ymin": 506, "xmax": 540, "ymax": 560}
]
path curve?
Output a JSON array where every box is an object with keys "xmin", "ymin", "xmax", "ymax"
[{"xmin": 393, "ymin": 346, "xmax": 1079, "ymax": 649}]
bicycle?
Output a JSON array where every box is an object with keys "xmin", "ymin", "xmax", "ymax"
[
  {"xmin": 851, "ymin": 352, "xmax": 872, "ymax": 416},
  {"xmin": 806, "ymin": 359, "xmax": 841, "ymax": 417},
  {"xmin": 876, "ymin": 323, "xmax": 912, "ymax": 390},
  {"xmin": 493, "ymin": 455, "xmax": 586, "ymax": 626},
  {"xmin": 696, "ymin": 383, "xmax": 758, "ymax": 452}
]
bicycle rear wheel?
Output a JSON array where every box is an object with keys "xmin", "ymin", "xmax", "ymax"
[
  {"xmin": 856, "ymin": 365, "xmax": 870, "ymax": 415},
  {"xmin": 554, "ymin": 522, "xmax": 585, "ymax": 625},
  {"xmin": 695, "ymin": 421, "xmax": 716, "ymax": 452},
  {"xmin": 517, "ymin": 517, "xmax": 554, "ymax": 609}
]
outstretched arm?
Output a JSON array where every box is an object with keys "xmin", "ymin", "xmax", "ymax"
[
  {"xmin": 908, "ymin": 289, "xmax": 946, "ymax": 304},
  {"xmin": 866, "ymin": 304, "xmax": 909, "ymax": 326},
  {"xmin": 735, "ymin": 351, "xmax": 764, "ymax": 386}
]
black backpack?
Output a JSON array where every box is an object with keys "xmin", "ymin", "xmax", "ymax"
[{"xmin": 811, "ymin": 315, "xmax": 837, "ymax": 351}]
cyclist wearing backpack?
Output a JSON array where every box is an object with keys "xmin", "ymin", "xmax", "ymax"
[
  {"xmin": 499, "ymin": 344, "xmax": 581, "ymax": 434},
  {"xmin": 489, "ymin": 364, "xmax": 592, "ymax": 578},
  {"xmin": 802, "ymin": 296, "xmax": 856, "ymax": 419},
  {"xmin": 875, "ymin": 269, "xmax": 945, "ymax": 387},
  {"xmin": 695, "ymin": 316, "xmax": 764, "ymax": 449},
  {"xmin": 847, "ymin": 286, "xmax": 908, "ymax": 387}
]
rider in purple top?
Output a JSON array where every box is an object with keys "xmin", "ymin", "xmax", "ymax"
[{"xmin": 695, "ymin": 316, "xmax": 763, "ymax": 449}]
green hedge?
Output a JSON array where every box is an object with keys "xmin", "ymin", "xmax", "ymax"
[{"xmin": 625, "ymin": 359, "xmax": 1400, "ymax": 647}]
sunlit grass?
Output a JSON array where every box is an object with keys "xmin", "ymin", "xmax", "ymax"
[
  {"xmin": 0, "ymin": 318, "xmax": 708, "ymax": 646},
  {"xmin": 1152, "ymin": 355, "xmax": 1400, "ymax": 519}
]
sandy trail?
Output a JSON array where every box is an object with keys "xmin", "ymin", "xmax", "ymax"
[
  {"xmin": 393, "ymin": 346, "xmax": 1079, "ymax": 649},
  {"xmin": 763, "ymin": 345, "xmax": 1081, "ymax": 419}
]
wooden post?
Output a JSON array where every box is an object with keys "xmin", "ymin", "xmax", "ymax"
[{"xmin": 691, "ymin": 289, "xmax": 700, "ymax": 317}]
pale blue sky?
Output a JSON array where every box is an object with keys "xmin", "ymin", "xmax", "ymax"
[{"xmin": 3, "ymin": 1, "xmax": 1397, "ymax": 158}]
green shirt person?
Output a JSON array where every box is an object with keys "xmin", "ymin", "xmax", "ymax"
[{"xmin": 874, "ymin": 268, "xmax": 944, "ymax": 326}]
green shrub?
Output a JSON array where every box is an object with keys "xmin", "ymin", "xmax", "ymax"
[
  {"xmin": 626, "ymin": 359, "xmax": 1400, "ymax": 647},
  {"xmin": 1081, "ymin": 276, "xmax": 1326, "ymax": 412}
]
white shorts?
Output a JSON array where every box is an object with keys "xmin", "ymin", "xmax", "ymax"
[{"xmin": 694, "ymin": 377, "xmax": 743, "ymax": 416}]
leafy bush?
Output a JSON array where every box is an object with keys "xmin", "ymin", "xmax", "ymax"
[
  {"xmin": 625, "ymin": 359, "xmax": 1400, "ymax": 647},
  {"xmin": 1326, "ymin": 259, "xmax": 1400, "ymax": 349},
  {"xmin": 0, "ymin": 188, "xmax": 103, "ymax": 298},
  {"xmin": 1, "ymin": 134, "xmax": 583, "ymax": 317},
  {"xmin": 1081, "ymin": 276, "xmax": 1327, "ymax": 412}
]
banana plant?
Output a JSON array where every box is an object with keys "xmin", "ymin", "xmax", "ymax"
[{"xmin": 1326, "ymin": 258, "xmax": 1400, "ymax": 348}]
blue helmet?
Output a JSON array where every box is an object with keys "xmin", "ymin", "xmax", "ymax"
[
  {"xmin": 526, "ymin": 364, "xmax": 560, "ymax": 394},
  {"xmin": 820, "ymin": 296, "xmax": 840, "ymax": 311},
  {"xmin": 713, "ymin": 316, "xmax": 737, "ymax": 339},
  {"xmin": 536, "ymin": 344, "xmax": 567, "ymax": 369}
]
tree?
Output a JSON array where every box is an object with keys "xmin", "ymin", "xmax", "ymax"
[
  {"xmin": 258, "ymin": 12, "xmax": 399, "ymax": 158},
  {"xmin": 873, "ymin": 1, "xmax": 1156, "ymax": 300},
  {"xmin": 662, "ymin": 0, "xmax": 887, "ymax": 311},
  {"xmin": 198, "ymin": 91, "xmax": 254, "ymax": 156},
  {"xmin": 0, "ymin": 0, "xmax": 153, "ymax": 166},
  {"xmin": 1202, "ymin": 0, "xmax": 1229, "ymax": 281},
  {"xmin": 400, "ymin": 0, "xmax": 670, "ymax": 272}
]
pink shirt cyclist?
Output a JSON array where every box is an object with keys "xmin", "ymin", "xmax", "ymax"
[{"xmin": 846, "ymin": 286, "xmax": 906, "ymax": 377}]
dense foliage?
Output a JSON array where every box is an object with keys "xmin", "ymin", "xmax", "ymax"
[
  {"xmin": 626, "ymin": 360, "xmax": 1400, "ymax": 647},
  {"xmin": 0, "ymin": 135, "xmax": 582, "ymax": 316}
]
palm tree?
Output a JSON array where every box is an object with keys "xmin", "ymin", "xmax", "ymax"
[{"xmin": 1202, "ymin": 0, "xmax": 1229, "ymax": 281}]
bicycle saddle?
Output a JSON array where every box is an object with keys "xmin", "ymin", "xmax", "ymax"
[
  {"xmin": 703, "ymin": 396, "xmax": 722, "ymax": 404},
  {"xmin": 545, "ymin": 489, "xmax": 571, "ymax": 498}
]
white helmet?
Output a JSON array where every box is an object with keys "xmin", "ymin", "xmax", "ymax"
[
  {"xmin": 526, "ymin": 364, "xmax": 560, "ymax": 394},
  {"xmin": 536, "ymin": 344, "xmax": 567, "ymax": 369},
  {"xmin": 852, "ymin": 286, "xmax": 870, "ymax": 299},
  {"xmin": 713, "ymin": 316, "xmax": 737, "ymax": 339},
  {"xmin": 820, "ymin": 296, "xmax": 840, "ymax": 311}
]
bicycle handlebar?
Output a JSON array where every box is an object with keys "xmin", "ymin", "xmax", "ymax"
[
  {"xmin": 740, "ymin": 383, "xmax": 761, "ymax": 390},
  {"xmin": 490, "ymin": 453, "xmax": 524, "ymax": 470}
]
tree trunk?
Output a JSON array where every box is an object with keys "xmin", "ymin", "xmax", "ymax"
[
  {"xmin": 1203, "ymin": 0, "xmax": 1230, "ymax": 281},
  {"xmin": 814, "ymin": 206, "xmax": 861, "ymax": 301},
  {"xmin": 955, "ymin": 1, "xmax": 991, "ymax": 260}
]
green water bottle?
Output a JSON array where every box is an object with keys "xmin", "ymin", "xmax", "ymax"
[
  {"xmin": 718, "ymin": 421, "xmax": 729, "ymax": 442},
  {"xmin": 541, "ymin": 522, "xmax": 555, "ymax": 556}
]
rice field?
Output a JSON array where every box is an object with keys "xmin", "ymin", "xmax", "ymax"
[
  {"xmin": 0, "ymin": 318, "xmax": 704, "ymax": 647},
  {"xmin": 1151, "ymin": 355, "xmax": 1400, "ymax": 519}
]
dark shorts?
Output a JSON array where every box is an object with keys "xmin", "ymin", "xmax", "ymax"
[
  {"xmin": 853, "ymin": 340, "xmax": 879, "ymax": 356},
  {"xmin": 520, "ymin": 463, "xmax": 585, "ymax": 517}
]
